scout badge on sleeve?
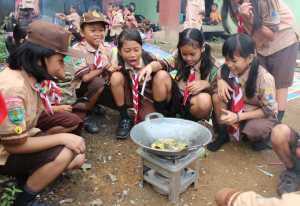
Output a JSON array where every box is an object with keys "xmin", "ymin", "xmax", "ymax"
[
  {"xmin": 227, "ymin": 74, "xmax": 244, "ymax": 141},
  {"xmin": 0, "ymin": 92, "xmax": 8, "ymax": 123},
  {"xmin": 132, "ymin": 73, "xmax": 139, "ymax": 124},
  {"xmin": 34, "ymin": 80, "xmax": 61, "ymax": 115},
  {"xmin": 182, "ymin": 69, "xmax": 196, "ymax": 106},
  {"xmin": 5, "ymin": 97, "xmax": 26, "ymax": 134}
]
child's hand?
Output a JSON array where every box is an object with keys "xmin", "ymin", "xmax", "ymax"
[
  {"xmin": 239, "ymin": 2, "xmax": 253, "ymax": 18},
  {"xmin": 220, "ymin": 109, "xmax": 238, "ymax": 125},
  {"xmin": 63, "ymin": 134, "xmax": 86, "ymax": 154},
  {"xmin": 217, "ymin": 79, "xmax": 233, "ymax": 103},
  {"xmin": 54, "ymin": 105, "xmax": 73, "ymax": 112},
  {"xmin": 105, "ymin": 64, "xmax": 122, "ymax": 73},
  {"xmin": 138, "ymin": 64, "xmax": 153, "ymax": 82},
  {"xmin": 187, "ymin": 80, "xmax": 209, "ymax": 95}
]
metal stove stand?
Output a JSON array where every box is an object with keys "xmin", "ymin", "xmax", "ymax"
[{"xmin": 137, "ymin": 147, "xmax": 205, "ymax": 203}]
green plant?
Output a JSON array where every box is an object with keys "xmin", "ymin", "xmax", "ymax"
[
  {"xmin": 0, "ymin": 184, "xmax": 22, "ymax": 206},
  {"xmin": 0, "ymin": 33, "xmax": 8, "ymax": 63}
]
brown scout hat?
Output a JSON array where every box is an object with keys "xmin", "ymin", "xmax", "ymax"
[
  {"xmin": 27, "ymin": 20, "xmax": 83, "ymax": 57},
  {"xmin": 80, "ymin": 11, "xmax": 109, "ymax": 27}
]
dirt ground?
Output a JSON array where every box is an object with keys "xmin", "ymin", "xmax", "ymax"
[{"xmin": 36, "ymin": 98, "xmax": 299, "ymax": 206}]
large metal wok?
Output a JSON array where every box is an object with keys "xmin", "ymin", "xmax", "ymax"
[{"xmin": 130, "ymin": 113, "xmax": 212, "ymax": 158}]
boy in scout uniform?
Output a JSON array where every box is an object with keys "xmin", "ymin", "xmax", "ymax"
[
  {"xmin": 0, "ymin": 20, "xmax": 85, "ymax": 206},
  {"xmin": 72, "ymin": 11, "xmax": 115, "ymax": 133}
]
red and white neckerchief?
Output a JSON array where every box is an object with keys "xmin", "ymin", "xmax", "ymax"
[
  {"xmin": 0, "ymin": 92, "xmax": 7, "ymax": 123},
  {"xmin": 131, "ymin": 72, "xmax": 139, "ymax": 124},
  {"xmin": 94, "ymin": 46, "xmax": 103, "ymax": 69},
  {"xmin": 237, "ymin": 14, "xmax": 244, "ymax": 33},
  {"xmin": 182, "ymin": 69, "xmax": 196, "ymax": 106},
  {"xmin": 34, "ymin": 80, "xmax": 61, "ymax": 115},
  {"xmin": 227, "ymin": 73, "xmax": 244, "ymax": 141}
]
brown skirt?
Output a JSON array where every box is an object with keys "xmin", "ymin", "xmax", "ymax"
[
  {"xmin": 241, "ymin": 117, "xmax": 278, "ymax": 141},
  {"xmin": 0, "ymin": 146, "xmax": 64, "ymax": 176},
  {"xmin": 258, "ymin": 43, "xmax": 298, "ymax": 89}
]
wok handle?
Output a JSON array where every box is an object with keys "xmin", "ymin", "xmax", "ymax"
[{"xmin": 145, "ymin": 112, "xmax": 164, "ymax": 121}]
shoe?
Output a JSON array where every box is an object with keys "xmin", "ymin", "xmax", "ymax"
[
  {"xmin": 27, "ymin": 201, "xmax": 51, "ymax": 206},
  {"xmin": 94, "ymin": 104, "xmax": 106, "ymax": 116},
  {"xmin": 277, "ymin": 169, "xmax": 300, "ymax": 195},
  {"xmin": 84, "ymin": 114, "xmax": 100, "ymax": 134},
  {"xmin": 251, "ymin": 138, "xmax": 272, "ymax": 151},
  {"xmin": 116, "ymin": 118, "xmax": 132, "ymax": 139},
  {"xmin": 207, "ymin": 134, "xmax": 229, "ymax": 152}
]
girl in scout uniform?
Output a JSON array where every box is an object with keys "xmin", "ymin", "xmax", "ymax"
[
  {"xmin": 221, "ymin": 0, "xmax": 299, "ymax": 122},
  {"xmin": 72, "ymin": 11, "xmax": 113, "ymax": 134},
  {"xmin": 0, "ymin": 20, "xmax": 86, "ymax": 206},
  {"xmin": 207, "ymin": 34, "xmax": 278, "ymax": 152},
  {"xmin": 141, "ymin": 28, "xmax": 218, "ymax": 121},
  {"xmin": 104, "ymin": 29, "xmax": 160, "ymax": 139}
]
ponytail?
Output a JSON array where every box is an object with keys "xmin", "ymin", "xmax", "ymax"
[{"xmin": 245, "ymin": 57, "xmax": 259, "ymax": 98}]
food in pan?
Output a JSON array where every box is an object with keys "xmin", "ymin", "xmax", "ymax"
[{"xmin": 151, "ymin": 138, "xmax": 188, "ymax": 152}]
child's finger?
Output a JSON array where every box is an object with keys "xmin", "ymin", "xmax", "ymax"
[{"xmin": 225, "ymin": 89, "xmax": 231, "ymax": 101}]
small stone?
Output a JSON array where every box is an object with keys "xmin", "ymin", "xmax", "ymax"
[
  {"xmin": 130, "ymin": 200, "xmax": 135, "ymax": 204},
  {"xmin": 81, "ymin": 163, "xmax": 92, "ymax": 172},
  {"xmin": 89, "ymin": 198, "xmax": 103, "ymax": 206},
  {"xmin": 108, "ymin": 156, "xmax": 112, "ymax": 161},
  {"xmin": 183, "ymin": 204, "xmax": 189, "ymax": 206},
  {"xmin": 59, "ymin": 198, "xmax": 74, "ymax": 204},
  {"xmin": 108, "ymin": 173, "xmax": 117, "ymax": 182}
]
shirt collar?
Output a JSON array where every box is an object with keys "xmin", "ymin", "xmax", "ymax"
[
  {"xmin": 81, "ymin": 40, "xmax": 97, "ymax": 53},
  {"xmin": 125, "ymin": 58, "xmax": 144, "ymax": 72}
]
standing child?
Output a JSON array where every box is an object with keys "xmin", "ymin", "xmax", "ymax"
[
  {"xmin": 222, "ymin": 0, "xmax": 299, "ymax": 122},
  {"xmin": 209, "ymin": 3, "xmax": 221, "ymax": 25},
  {"xmin": 145, "ymin": 28, "xmax": 218, "ymax": 121},
  {"xmin": 110, "ymin": 4, "xmax": 125, "ymax": 43},
  {"xmin": 72, "ymin": 11, "xmax": 113, "ymax": 134},
  {"xmin": 103, "ymin": 29, "xmax": 161, "ymax": 139},
  {"xmin": 0, "ymin": 20, "xmax": 85, "ymax": 206},
  {"xmin": 207, "ymin": 33, "xmax": 278, "ymax": 152}
]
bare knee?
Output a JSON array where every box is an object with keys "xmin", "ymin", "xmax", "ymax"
[
  {"xmin": 194, "ymin": 93, "xmax": 212, "ymax": 110},
  {"xmin": 52, "ymin": 147, "xmax": 74, "ymax": 168},
  {"xmin": 215, "ymin": 188, "xmax": 237, "ymax": 206},
  {"xmin": 190, "ymin": 93, "xmax": 212, "ymax": 118},
  {"xmin": 271, "ymin": 124, "xmax": 291, "ymax": 148},
  {"xmin": 153, "ymin": 70, "xmax": 171, "ymax": 84},
  {"xmin": 110, "ymin": 72, "xmax": 125, "ymax": 87}
]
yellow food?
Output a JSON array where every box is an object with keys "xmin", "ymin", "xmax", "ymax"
[{"xmin": 151, "ymin": 138, "xmax": 188, "ymax": 152}]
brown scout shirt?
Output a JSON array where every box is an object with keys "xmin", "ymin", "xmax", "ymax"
[
  {"xmin": 0, "ymin": 67, "xmax": 43, "ymax": 165},
  {"xmin": 71, "ymin": 40, "xmax": 114, "ymax": 90},
  {"xmin": 229, "ymin": 191, "xmax": 300, "ymax": 206},
  {"xmin": 241, "ymin": 0, "xmax": 299, "ymax": 56},
  {"xmin": 238, "ymin": 65, "xmax": 278, "ymax": 116},
  {"xmin": 159, "ymin": 51, "xmax": 219, "ymax": 94}
]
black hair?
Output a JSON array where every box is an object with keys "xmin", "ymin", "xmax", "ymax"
[
  {"xmin": 128, "ymin": 2, "xmax": 136, "ymax": 12},
  {"xmin": 7, "ymin": 41, "xmax": 56, "ymax": 82},
  {"xmin": 176, "ymin": 28, "xmax": 213, "ymax": 81},
  {"xmin": 222, "ymin": 33, "xmax": 259, "ymax": 98},
  {"xmin": 221, "ymin": 0, "xmax": 261, "ymax": 34},
  {"xmin": 212, "ymin": 3, "xmax": 218, "ymax": 8},
  {"xmin": 117, "ymin": 29, "xmax": 154, "ymax": 76}
]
